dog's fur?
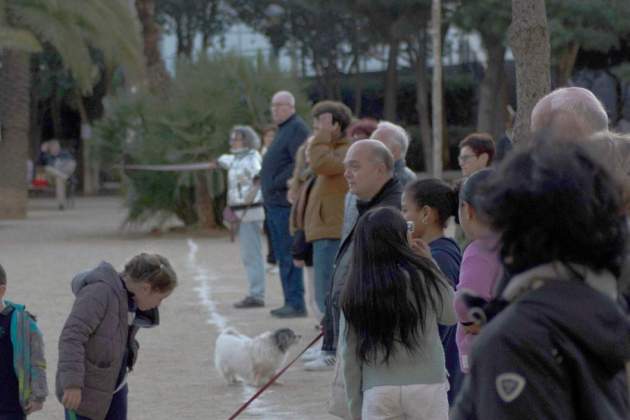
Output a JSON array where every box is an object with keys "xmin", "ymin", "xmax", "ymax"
[{"xmin": 214, "ymin": 327, "xmax": 301, "ymax": 387}]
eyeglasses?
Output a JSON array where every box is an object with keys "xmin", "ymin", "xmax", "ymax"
[
  {"xmin": 271, "ymin": 102, "xmax": 291, "ymax": 108},
  {"xmin": 458, "ymin": 154, "xmax": 477, "ymax": 163}
]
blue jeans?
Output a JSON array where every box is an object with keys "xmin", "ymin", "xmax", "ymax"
[
  {"xmin": 238, "ymin": 221, "xmax": 266, "ymax": 300},
  {"xmin": 65, "ymin": 385, "xmax": 127, "ymax": 420},
  {"xmin": 265, "ymin": 205, "xmax": 304, "ymax": 310},
  {"xmin": 312, "ymin": 239, "xmax": 339, "ymax": 313}
]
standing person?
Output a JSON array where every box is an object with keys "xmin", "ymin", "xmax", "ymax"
[
  {"xmin": 306, "ymin": 140, "xmax": 402, "ymax": 371},
  {"xmin": 340, "ymin": 207, "xmax": 456, "ymax": 420},
  {"xmin": 457, "ymin": 133, "xmax": 495, "ymax": 177},
  {"xmin": 347, "ymin": 119, "xmax": 378, "ymax": 141},
  {"xmin": 288, "ymin": 136, "xmax": 321, "ymax": 321},
  {"xmin": 260, "ymin": 124, "xmax": 278, "ymax": 271},
  {"xmin": 0, "ymin": 264, "xmax": 48, "ymax": 420},
  {"xmin": 57, "ymin": 254, "xmax": 177, "ymax": 420},
  {"xmin": 455, "ymin": 169, "xmax": 502, "ymax": 374},
  {"xmin": 452, "ymin": 140, "xmax": 630, "ymax": 420},
  {"xmin": 38, "ymin": 139, "xmax": 77, "ymax": 210},
  {"xmin": 260, "ymin": 91, "xmax": 309, "ymax": 318},
  {"xmin": 215, "ymin": 126, "xmax": 266, "ymax": 308},
  {"xmin": 305, "ymin": 101, "xmax": 353, "ymax": 316},
  {"xmin": 402, "ymin": 178, "xmax": 462, "ymax": 404}
]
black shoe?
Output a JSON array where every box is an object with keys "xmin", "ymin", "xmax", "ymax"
[
  {"xmin": 270, "ymin": 305, "xmax": 307, "ymax": 318},
  {"xmin": 233, "ymin": 296, "xmax": 265, "ymax": 309}
]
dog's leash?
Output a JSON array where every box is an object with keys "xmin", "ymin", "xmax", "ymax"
[{"xmin": 227, "ymin": 331, "xmax": 324, "ymax": 420}]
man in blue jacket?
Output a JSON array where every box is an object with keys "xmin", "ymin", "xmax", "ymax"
[{"xmin": 261, "ymin": 91, "xmax": 310, "ymax": 318}]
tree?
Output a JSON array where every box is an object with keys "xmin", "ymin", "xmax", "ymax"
[
  {"xmin": 156, "ymin": 0, "xmax": 233, "ymax": 59},
  {"xmin": 135, "ymin": 0, "xmax": 170, "ymax": 92},
  {"xmin": 0, "ymin": 0, "xmax": 143, "ymax": 217},
  {"xmin": 547, "ymin": 0, "xmax": 630, "ymax": 87},
  {"xmin": 508, "ymin": 0, "xmax": 551, "ymax": 145},
  {"xmin": 431, "ymin": 0, "xmax": 443, "ymax": 177},
  {"xmin": 453, "ymin": 0, "xmax": 511, "ymax": 139}
]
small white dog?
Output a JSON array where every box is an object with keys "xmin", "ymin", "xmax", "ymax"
[{"xmin": 214, "ymin": 327, "xmax": 301, "ymax": 387}]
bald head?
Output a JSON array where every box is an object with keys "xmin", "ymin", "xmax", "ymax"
[
  {"xmin": 271, "ymin": 91, "xmax": 296, "ymax": 124},
  {"xmin": 531, "ymin": 87, "xmax": 609, "ymax": 140},
  {"xmin": 344, "ymin": 140, "xmax": 394, "ymax": 200}
]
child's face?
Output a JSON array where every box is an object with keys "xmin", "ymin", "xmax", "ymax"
[
  {"xmin": 401, "ymin": 193, "xmax": 427, "ymax": 240},
  {"xmin": 133, "ymin": 282, "xmax": 173, "ymax": 311}
]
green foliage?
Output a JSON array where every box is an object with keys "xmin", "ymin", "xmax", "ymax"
[
  {"xmin": 94, "ymin": 53, "xmax": 309, "ymax": 227},
  {"xmin": 1, "ymin": 0, "xmax": 143, "ymax": 94},
  {"xmin": 451, "ymin": 0, "xmax": 511, "ymax": 44}
]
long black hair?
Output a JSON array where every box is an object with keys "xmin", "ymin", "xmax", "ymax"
[
  {"xmin": 340, "ymin": 206, "xmax": 446, "ymax": 365},
  {"xmin": 478, "ymin": 139, "xmax": 628, "ymax": 277},
  {"xmin": 405, "ymin": 178, "xmax": 458, "ymax": 228}
]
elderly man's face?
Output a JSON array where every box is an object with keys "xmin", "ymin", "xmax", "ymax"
[
  {"xmin": 271, "ymin": 94, "xmax": 294, "ymax": 125},
  {"xmin": 344, "ymin": 144, "xmax": 385, "ymax": 201}
]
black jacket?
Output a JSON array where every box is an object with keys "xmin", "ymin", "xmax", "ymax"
[
  {"xmin": 260, "ymin": 114, "xmax": 310, "ymax": 207},
  {"xmin": 452, "ymin": 279, "xmax": 630, "ymax": 420}
]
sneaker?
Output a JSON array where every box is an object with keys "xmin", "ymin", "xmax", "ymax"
[
  {"xmin": 300, "ymin": 347, "xmax": 321, "ymax": 362},
  {"xmin": 233, "ymin": 296, "xmax": 265, "ymax": 309},
  {"xmin": 304, "ymin": 354, "xmax": 336, "ymax": 371},
  {"xmin": 266, "ymin": 265, "xmax": 279, "ymax": 275},
  {"xmin": 270, "ymin": 305, "xmax": 307, "ymax": 318}
]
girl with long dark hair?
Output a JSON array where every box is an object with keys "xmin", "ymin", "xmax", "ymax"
[
  {"xmin": 403, "ymin": 178, "xmax": 462, "ymax": 404},
  {"xmin": 339, "ymin": 207, "xmax": 455, "ymax": 420}
]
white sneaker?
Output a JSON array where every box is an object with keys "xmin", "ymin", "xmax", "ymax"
[
  {"xmin": 304, "ymin": 354, "xmax": 336, "ymax": 371},
  {"xmin": 266, "ymin": 265, "xmax": 279, "ymax": 275},
  {"xmin": 300, "ymin": 347, "xmax": 321, "ymax": 362}
]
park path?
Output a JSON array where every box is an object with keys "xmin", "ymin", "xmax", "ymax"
[{"xmin": 1, "ymin": 197, "xmax": 336, "ymax": 420}]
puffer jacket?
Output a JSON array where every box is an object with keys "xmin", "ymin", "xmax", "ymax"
[
  {"xmin": 218, "ymin": 149, "xmax": 263, "ymax": 208},
  {"xmin": 3, "ymin": 301, "xmax": 48, "ymax": 411},
  {"xmin": 56, "ymin": 262, "xmax": 129, "ymax": 420}
]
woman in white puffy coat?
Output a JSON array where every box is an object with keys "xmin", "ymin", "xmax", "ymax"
[{"xmin": 215, "ymin": 126, "xmax": 267, "ymax": 308}]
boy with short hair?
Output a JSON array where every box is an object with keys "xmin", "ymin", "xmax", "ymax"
[{"xmin": 0, "ymin": 264, "xmax": 48, "ymax": 420}]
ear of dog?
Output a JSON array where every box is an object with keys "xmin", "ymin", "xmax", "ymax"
[{"xmin": 273, "ymin": 328, "xmax": 300, "ymax": 353}]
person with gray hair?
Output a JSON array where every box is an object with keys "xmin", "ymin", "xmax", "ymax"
[
  {"xmin": 305, "ymin": 139, "xmax": 404, "ymax": 376},
  {"xmin": 212, "ymin": 125, "xmax": 266, "ymax": 308},
  {"xmin": 372, "ymin": 121, "xmax": 416, "ymax": 187}
]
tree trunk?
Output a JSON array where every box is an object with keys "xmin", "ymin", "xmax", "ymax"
[
  {"xmin": 508, "ymin": 0, "xmax": 551, "ymax": 145},
  {"xmin": 353, "ymin": 57, "xmax": 363, "ymax": 116},
  {"xmin": 411, "ymin": 32, "xmax": 433, "ymax": 173},
  {"xmin": 431, "ymin": 0, "xmax": 443, "ymax": 177},
  {"xmin": 75, "ymin": 91, "xmax": 100, "ymax": 195},
  {"xmin": 195, "ymin": 172, "xmax": 216, "ymax": 230},
  {"xmin": 135, "ymin": 0, "xmax": 170, "ymax": 92},
  {"xmin": 0, "ymin": 51, "xmax": 30, "ymax": 218},
  {"xmin": 555, "ymin": 42, "xmax": 579, "ymax": 88},
  {"xmin": 477, "ymin": 37, "xmax": 506, "ymax": 139},
  {"xmin": 384, "ymin": 39, "xmax": 400, "ymax": 121}
]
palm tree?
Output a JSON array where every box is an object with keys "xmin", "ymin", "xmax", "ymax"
[{"xmin": 0, "ymin": 0, "xmax": 143, "ymax": 218}]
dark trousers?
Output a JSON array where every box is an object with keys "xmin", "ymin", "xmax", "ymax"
[
  {"xmin": 0, "ymin": 414, "xmax": 25, "ymax": 420},
  {"xmin": 263, "ymin": 211, "xmax": 276, "ymax": 264},
  {"xmin": 439, "ymin": 325, "xmax": 463, "ymax": 405},
  {"xmin": 65, "ymin": 385, "xmax": 128, "ymax": 420},
  {"xmin": 265, "ymin": 205, "xmax": 305, "ymax": 310}
]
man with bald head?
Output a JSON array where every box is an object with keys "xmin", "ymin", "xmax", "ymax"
[
  {"xmin": 261, "ymin": 91, "xmax": 310, "ymax": 318},
  {"xmin": 305, "ymin": 140, "xmax": 403, "ymax": 371}
]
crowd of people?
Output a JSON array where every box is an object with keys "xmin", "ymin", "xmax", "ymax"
[{"xmin": 1, "ymin": 86, "xmax": 629, "ymax": 420}]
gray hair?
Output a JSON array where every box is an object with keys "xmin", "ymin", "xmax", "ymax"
[
  {"xmin": 231, "ymin": 125, "xmax": 261, "ymax": 150},
  {"xmin": 532, "ymin": 87, "xmax": 609, "ymax": 136},
  {"xmin": 376, "ymin": 121, "xmax": 410, "ymax": 157},
  {"xmin": 272, "ymin": 91, "xmax": 296, "ymax": 107}
]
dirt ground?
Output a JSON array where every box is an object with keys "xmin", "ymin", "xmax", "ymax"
[{"xmin": 1, "ymin": 196, "xmax": 338, "ymax": 420}]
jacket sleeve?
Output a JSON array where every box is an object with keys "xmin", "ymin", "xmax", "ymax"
[
  {"xmin": 271, "ymin": 124, "xmax": 309, "ymax": 190},
  {"xmin": 339, "ymin": 314, "xmax": 362, "ymax": 420},
  {"xmin": 306, "ymin": 131, "xmax": 346, "ymax": 176},
  {"xmin": 451, "ymin": 326, "xmax": 569, "ymax": 420},
  {"xmin": 57, "ymin": 283, "xmax": 110, "ymax": 390},
  {"xmin": 434, "ymin": 276, "xmax": 457, "ymax": 326},
  {"xmin": 28, "ymin": 316, "xmax": 49, "ymax": 402}
]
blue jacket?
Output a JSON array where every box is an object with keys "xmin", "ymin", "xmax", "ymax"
[
  {"xmin": 3, "ymin": 301, "xmax": 48, "ymax": 410},
  {"xmin": 260, "ymin": 114, "xmax": 310, "ymax": 207}
]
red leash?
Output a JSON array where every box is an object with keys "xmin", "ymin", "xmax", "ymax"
[{"xmin": 227, "ymin": 331, "xmax": 324, "ymax": 420}]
